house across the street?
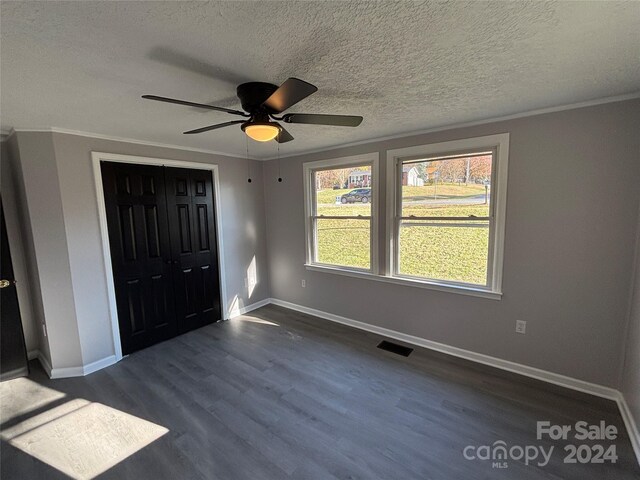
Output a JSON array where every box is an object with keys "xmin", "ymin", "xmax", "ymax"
[
  {"xmin": 402, "ymin": 165, "xmax": 425, "ymax": 186},
  {"xmin": 348, "ymin": 169, "xmax": 371, "ymax": 187}
]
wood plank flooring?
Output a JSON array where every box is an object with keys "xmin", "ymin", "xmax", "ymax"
[{"xmin": 1, "ymin": 304, "xmax": 638, "ymax": 479}]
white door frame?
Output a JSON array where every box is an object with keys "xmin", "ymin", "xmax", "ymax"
[{"xmin": 91, "ymin": 151, "xmax": 229, "ymax": 362}]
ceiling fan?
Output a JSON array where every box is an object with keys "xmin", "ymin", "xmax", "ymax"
[{"xmin": 142, "ymin": 78, "xmax": 363, "ymax": 143}]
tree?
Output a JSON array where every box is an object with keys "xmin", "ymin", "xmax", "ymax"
[
  {"xmin": 469, "ymin": 155, "xmax": 492, "ymax": 182},
  {"xmin": 315, "ymin": 170, "xmax": 333, "ymax": 189},
  {"xmin": 333, "ymin": 168, "xmax": 350, "ymax": 188},
  {"xmin": 433, "ymin": 158, "xmax": 466, "ymax": 183},
  {"xmin": 429, "ymin": 155, "xmax": 492, "ymax": 184},
  {"xmin": 314, "ymin": 168, "xmax": 352, "ymax": 189}
]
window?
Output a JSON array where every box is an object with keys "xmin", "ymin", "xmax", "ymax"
[
  {"xmin": 303, "ymin": 134, "xmax": 507, "ymax": 299},
  {"xmin": 396, "ymin": 152, "xmax": 493, "ymax": 285},
  {"xmin": 303, "ymin": 153, "xmax": 379, "ymax": 272},
  {"xmin": 388, "ymin": 134, "xmax": 508, "ymax": 296}
]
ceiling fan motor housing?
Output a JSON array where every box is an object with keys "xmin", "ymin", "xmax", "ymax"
[{"xmin": 236, "ymin": 82, "xmax": 279, "ymax": 114}]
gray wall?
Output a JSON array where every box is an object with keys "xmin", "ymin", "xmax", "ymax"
[
  {"xmin": 0, "ymin": 140, "xmax": 39, "ymax": 353},
  {"xmin": 264, "ymin": 99, "xmax": 640, "ymax": 388},
  {"xmin": 12, "ymin": 131, "xmax": 270, "ymax": 369},
  {"xmin": 9, "ymin": 132, "xmax": 78, "ymax": 369},
  {"xmin": 622, "ymin": 206, "xmax": 640, "ymax": 428},
  {"xmin": 4, "ymin": 135, "xmax": 51, "ymax": 364},
  {"xmin": 6, "ymin": 99, "xmax": 639, "ymax": 389}
]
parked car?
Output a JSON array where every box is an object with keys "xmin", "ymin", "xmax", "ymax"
[{"xmin": 340, "ymin": 188, "xmax": 371, "ymax": 204}]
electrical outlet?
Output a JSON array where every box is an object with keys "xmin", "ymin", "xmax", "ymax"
[
  {"xmin": 516, "ymin": 320, "xmax": 526, "ymax": 334},
  {"xmin": 301, "ymin": 279, "xmax": 306, "ymax": 288}
]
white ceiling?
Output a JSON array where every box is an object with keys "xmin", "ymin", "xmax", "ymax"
[{"xmin": 1, "ymin": 1, "xmax": 639, "ymax": 159}]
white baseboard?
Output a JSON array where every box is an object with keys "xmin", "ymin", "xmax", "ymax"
[
  {"xmin": 49, "ymin": 365, "xmax": 85, "ymax": 379},
  {"xmin": 45, "ymin": 355, "xmax": 117, "ymax": 379},
  {"xmin": 29, "ymin": 348, "xmax": 119, "ymax": 379},
  {"xmin": 36, "ymin": 298, "xmax": 271, "ymax": 379},
  {"xmin": 228, "ymin": 297, "xmax": 271, "ymax": 319},
  {"xmin": 49, "ymin": 355, "xmax": 117, "ymax": 379},
  {"xmin": 269, "ymin": 298, "xmax": 619, "ymax": 400},
  {"xmin": 616, "ymin": 393, "xmax": 640, "ymax": 465},
  {"xmin": 21, "ymin": 297, "xmax": 629, "ymax": 401},
  {"xmin": 269, "ymin": 298, "xmax": 640, "ymax": 465},
  {"xmin": 22, "ymin": 298, "xmax": 640, "ymax": 466},
  {"xmin": 48, "ymin": 355, "xmax": 118, "ymax": 379},
  {"xmin": 81, "ymin": 355, "xmax": 118, "ymax": 376}
]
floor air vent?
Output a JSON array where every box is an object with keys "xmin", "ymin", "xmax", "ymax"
[{"xmin": 377, "ymin": 340, "xmax": 413, "ymax": 357}]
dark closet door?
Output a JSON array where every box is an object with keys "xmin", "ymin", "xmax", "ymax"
[
  {"xmin": 0, "ymin": 200, "xmax": 29, "ymax": 382},
  {"xmin": 101, "ymin": 162, "xmax": 177, "ymax": 354},
  {"xmin": 165, "ymin": 167, "xmax": 222, "ymax": 333}
]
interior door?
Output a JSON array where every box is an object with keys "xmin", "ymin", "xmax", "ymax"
[
  {"xmin": 0, "ymin": 199, "xmax": 29, "ymax": 381},
  {"xmin": 165, "ymin": 167, "xmax": 222, "ymax": 333},
  {"xmin": 101, "ymin": 162, "xmax": 177, "ymax": 354}
]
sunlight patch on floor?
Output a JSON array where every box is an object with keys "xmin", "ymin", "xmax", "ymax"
[
  {"xmin": 1, "ymin": 386, "xmax": 168, "ymax": 480},
  {"xmin": 235, "ymin": 316, "xmax": 279, "ymax": 326},
  {"xmin": 0, "ymin": 377, "xmax": 66, "ymax": 423}
]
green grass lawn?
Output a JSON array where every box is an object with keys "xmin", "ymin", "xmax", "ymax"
[
  {"xmin": 397, "ymin": 223, "xmax": 488, "ymax": 284},
  {"xmin": 315, "ymin": 193, "xmax": 490, "ymax": 284},
  {"xmin": 316, "ymin": 217, "xmax": 371, "ymax": 269}
]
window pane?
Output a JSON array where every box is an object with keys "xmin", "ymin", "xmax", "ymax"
[
  {"xmin": 316, "ymin": 218, "xmax": 370, "ymax": 269},
  {"xmin": 398, "ymin": 222, "xmax": 489, "ymax": 285},
  {"xmin": 314, "ymin": 165, "xmax": 371, "ymax": 217},
  {"xmin": 401, "ymin": 154, "xmax": 492, "ymax": 218}
]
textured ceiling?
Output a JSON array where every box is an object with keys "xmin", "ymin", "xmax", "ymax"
[{"xmin": 1, "ymin": 1, "xmax": 639, "ymax": 159}]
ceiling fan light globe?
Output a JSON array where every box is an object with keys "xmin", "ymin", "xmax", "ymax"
[{"xmin": 243, "ymin": 123, "xmax": 281, "ymax": 142}]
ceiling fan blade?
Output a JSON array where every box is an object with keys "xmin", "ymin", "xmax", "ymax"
[
  {"xmin": 262, "ymin": 78, "xmax": 318, "ymax": 113},
  {"xmin": 142, "ymin": 95, "xmax": 248, "ymax": 116},
  {"xmin": 183, "ymin": 120, "xmax": 245, "ymax": 134},
  {"xmin": 275, "ymin": 125, "xmax": 294, "ymax": 143},
  {"xmin": 282, "ymin": 113, "xmax": 363, "ymax": 127}
]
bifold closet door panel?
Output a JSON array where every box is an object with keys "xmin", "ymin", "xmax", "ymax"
[
  {"xmin": 165, "ymin": 167, "xmax": 222, "ymax": 333},
  {"xmin": 101, "ymin": 162, "xmax": 178, "ymax": 354}
]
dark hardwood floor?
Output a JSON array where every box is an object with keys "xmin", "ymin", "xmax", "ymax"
[{"xmin": 1, "ymin": 304, "xmax": 638, "ymax": 479}]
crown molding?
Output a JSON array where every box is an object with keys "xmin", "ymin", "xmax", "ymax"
[
  {"xmin": 3, "ymin": 91, "xmax": 638, "ymax": 158},
  {"xmin": 262, "ymin": 91, "xmax": 640, "ymax": 160},
  {"xmin": 3, "ymin": 127, "xmax": 260, "ymax": 160}
]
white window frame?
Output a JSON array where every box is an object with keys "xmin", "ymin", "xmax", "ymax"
[
  {"xmin": 385, "ymin": 133, "xmax": 509, "ymax": 298},
  {"xmin": 303, "ymin": 152, "xmax": 379, "ymax": 273}
]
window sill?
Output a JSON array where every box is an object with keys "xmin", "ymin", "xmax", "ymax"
[{"xmin": 304, "ymin": 264, "xmax": 502, "ymax": 300}]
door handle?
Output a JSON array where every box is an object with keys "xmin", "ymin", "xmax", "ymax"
[{"xmin": 0, "ymin": 279, "xmax": 16, "ymax": 289}]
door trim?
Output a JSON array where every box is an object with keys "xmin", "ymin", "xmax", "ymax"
[{"xmin": 92, "ymin": 152, "xmax": 228, "ymax": 362}]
